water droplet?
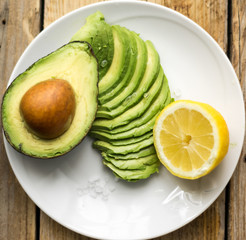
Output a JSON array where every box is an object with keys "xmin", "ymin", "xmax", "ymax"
[
  {"xmin": 173, "ymin": 88, "xmax": 182, "ymax": 98},
  {"xmin": 144, "ymin": 93, "xmax": 149, "ymax": 98},
  {"xmin": 101, "ymin": 60, "xmax": 108, "ymax": 68}
]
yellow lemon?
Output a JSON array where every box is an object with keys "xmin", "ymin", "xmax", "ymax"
[{"xmin": 153, "ymin": 100, "xmax": 229, "ymax": 179}]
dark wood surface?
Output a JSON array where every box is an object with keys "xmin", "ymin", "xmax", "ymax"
[{"xmin": 0, "ymin": 1, "xmax": 245, "ymax": 239}]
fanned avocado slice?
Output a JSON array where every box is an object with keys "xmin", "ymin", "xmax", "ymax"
[
  {"xmin": 92, "ymin": 67, "xmax": 164, "ymax": 129},
  {"xmin": 106, "ymin": 146, "xmax": 156, "ymax": 160},
  {"xmin": 70, "ymin": 11, "xmax": 113, "ymax": 80},
  {"xmin": 106, "ymin": 131, "xmax": 153, "ymax": 146},
  {"xmin": 103, "ymin": 160, "xmax": 160, "ymax": 181},
  {"xmin": 102, "ymin": 153, "xmax": 159, "ymax": 170},
  {"xmin": 90, "ymin": 113, "xmax": 158, "ymax": 140},
  {"xmin": 96, "ymin": 40, "xmax": 160, "ymax": 119},
  {"xmin": 93, "ymin": 136, "xmax": 154, "ymax": 155},
  {"xmin": 98, "ymin": 27, "xmax": 138, "ymax": 105},
  {"xmin": 98, "ymin": 25, "xmax": 130, "ymax": 97},
  {"xmin": 1, "ymin": 42, "xmax": 98, "ymax": 158},
  {"xmin": 90, "ymin": 75, "xmax": 171, "ymax": 139},
  {"xmin": 98, "ymin": 31, "xmax": 147, "ymax": 110}
]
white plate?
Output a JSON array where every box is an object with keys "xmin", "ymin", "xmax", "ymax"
[{"xmin": 4, "ymin": 1, "xmax": 245, "ymax": 239}]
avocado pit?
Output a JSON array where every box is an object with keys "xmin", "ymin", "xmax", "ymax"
[{"xmin": 20, "ymin": 79, "xmax": 76, "ymax": 139}]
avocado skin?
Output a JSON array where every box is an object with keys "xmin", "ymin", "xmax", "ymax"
[{"xmin": 1, "ymin": 41, "xmax": 98, "ymax": 159}]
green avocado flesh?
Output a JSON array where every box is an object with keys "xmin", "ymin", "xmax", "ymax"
[
  {"xmin": 71, "ymin": 11, "xmax": 113, "ymax": 80},
  {"xmin": 70, "ymin": 12, "xmax": 173, "ymax": 181},
  {"xmin": 1, "ymin": 42, "xmax": 98, "ymax": 158},
  {"xmin": 103, "ymin": 161, "xmax": 160, "ymax": 182},
  {"xmin": 93, "ymin": 136, "xmax": 154, "ymax": 155},
  {"xmin": 98, "ymin": 27, "xmax": 138, "ymax": 105},
  {"xmin": 102, "ymin": 153, "xmax": 159, "ymax": 170}
]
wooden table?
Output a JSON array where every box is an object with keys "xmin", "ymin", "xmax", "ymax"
[{"xmin": 0, "ymin": 0, "xmax": 245, "ymax": 239}]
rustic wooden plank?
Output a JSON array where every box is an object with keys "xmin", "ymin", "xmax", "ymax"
[
  {"xmin": 39, "ymin": 0, "xmax": 228, "ymax": 239},
  {"xmin": 0, "ymin": 0, "xmax": 41, "ymax": 239},
  {"xmin": 228, "ymin": 0, "xmax": 246, "ymax": 239},
  {"xmin": 43, "ymin": 0, "xmax": 105, "ymax": 28}
]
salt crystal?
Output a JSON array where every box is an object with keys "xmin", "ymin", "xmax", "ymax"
[
  {"xmin": 108, "ymin": 184, "xmax": 116, "ymax": 192},
  {"xmin": 77, "ymin": 188, "xmax": 83, "ymax": 196},
  {"xmin": 102, "ymin": 195, "xmax": 108, "ymax": 201},
  {"xmin": 77, "ymin": 176, "xmax": 117, "ymax": 202},
  {"xmin": 102, "ymin": 188, "xmax": 110, "ymax": 197},
  {"xmin": 95, "ymin": 186, "xmax": 103, "ymax": 193},
  {"xmin": 89, "ymin": 190, "xmax": 98, "ymax": 199},
  {"xmin": 89, "ymin": 176, "xmax": 100, "ymax": 183},
  {"xmin": 173, "ymin": 88, "xmax": 182, "ymax": 98}
]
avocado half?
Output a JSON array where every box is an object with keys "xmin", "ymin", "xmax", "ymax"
[{"xmin": 1, "ymin": 41, "xmax": 98, "ymax": 158}]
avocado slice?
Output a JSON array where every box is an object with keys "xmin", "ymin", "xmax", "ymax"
[
  {"xmin": 106, "ymin": 146, "xmax": 156, "ymax": 160},
  {"xmin": 90, "ymin": 75, "xmax": 172, "ymax": 139},
  {"xmin": 70, "ymin": 11, "xmax": 114, "ymax": 80},
  {"xmin": 103, "ymin": 160, "xmax": 160, "ymax": 181},
  {"xmin": 98, "ymin": 25, "xmax": 130, "ymax": 97},
  {"xmin": 107, "ymin": 131, "xmax": 153, "ymax": 146},
  {"xmin": 103, "ymin": 153, "xmax": 159, "ymax": 170},
  {"xmin": 93, "ymin": 136, "xmax": 154, "ymax": 155},
  {"xmin": 90, "ymin": 113, "xmax": 158, "ymax": 140},
  {"xmin": 98, "ymin": 30, "xmax": 147, "ymax": 110},
  {"xmin": 96, "ymin": 40, "xmax": 160, "ymax": 119},
  {"xmin": 92, "ymin": 66, "xmax": 164, "ymax": 130},
  {"xmin": 98, "ymin": 27, "xmax": 138, "ymax": 105},
  {"xmin": 1, "ymin": 41, "xmax": 98, "ymax": 158}
]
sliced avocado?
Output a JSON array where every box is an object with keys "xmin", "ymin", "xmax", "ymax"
[
  {"xmin": 90, "ymin": 75, "xmax": 172, "ymax": 139},
  {"xmin": 98, "ymin": 25, "xmax": 130, "ymax": 97},
  {"xmin": 106, "ymin": 146, "xmax": 156, "ymax": 159},
  {"xmin": 97, "ymin": 31, "xmax": 147, "ymax": 111},
  {"xmin": 1, "ymin": 42, "xmax": 98, "ymax": 158},
  {"xmin": 103, "ymin": 153, "xmax": 159, "ymax": 170},
  {"xmin": 92, "ymin": 66, "xmax": 164, "ymax": 130},
  {"xmin": 106, "ymin": 131, "xmax": 153, "ymax": 146},
  {"xmin": 103, "ymin": 160, "xmax": 160, "ymax": 181},
  {"xmin": 90, "ymin": 113, "xmax": 158, "ymax": 140},
  {"xmin": 96, "ymin": 40, "xmax": 160, "ymax": 119},
  {"xmin": 98, "ymin": 27, "xmax": 138, "ymax": 105},
  {"xmin": 93, "ymin": 136, "xmax": 154, "ymax": 155},
  {"xmin": 70, "ymin": 11, "xmax": 113, "ymax": 80}
]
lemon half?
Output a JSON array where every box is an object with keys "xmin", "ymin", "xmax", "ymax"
[{"xmin": 153, "ymin": 100, "xmax": 229, "ymax": 179}]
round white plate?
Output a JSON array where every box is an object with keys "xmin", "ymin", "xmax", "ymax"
[{"xmin": 4, "ymin": 1, "xmax": 245, "ymax": 239}]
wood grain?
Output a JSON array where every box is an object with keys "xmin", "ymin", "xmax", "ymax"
[
  {"xmin": 0, "ymin": 0, "xmax": 40, "ymax": 239},
  {"xmin": 228, "ymin": 0, "xmax": 246, "ymax": 239},
  {"xmin": 39, "ymin": 1, "xmax": 228, "ymax": 240}
]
